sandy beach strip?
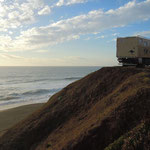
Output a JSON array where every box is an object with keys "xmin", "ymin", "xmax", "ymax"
[{"xmin": 0, "ymin": 103, "xmax": 44, "ymax": 136}]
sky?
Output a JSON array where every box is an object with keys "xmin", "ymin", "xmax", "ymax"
[{"xmin": 0, "ymin": 0, "xmax": 150, "ymax": 66}]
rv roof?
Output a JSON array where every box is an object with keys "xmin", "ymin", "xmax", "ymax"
[{"xmin": 117, "ymin": 36, "xmax": 150, "ymax": 40}]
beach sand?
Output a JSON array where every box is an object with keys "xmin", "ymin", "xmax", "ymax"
[{"xmin": 0, "ymin": 103, "xmax": 44, "ymax": 136}]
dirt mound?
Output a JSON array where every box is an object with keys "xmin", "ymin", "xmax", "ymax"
[{"xmin": 0, "ymin": 67, "xmax": 150, "ymax": 150}]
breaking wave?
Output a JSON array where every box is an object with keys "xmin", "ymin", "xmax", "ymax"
[
  {"xmin": 22, "ymin": 88, "xmax": 61, "ymax": 96},
  {"xmin": 0, "ymin": 88, "xmax": 61, "ymax": 101}
]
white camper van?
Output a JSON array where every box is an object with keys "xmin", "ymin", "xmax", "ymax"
[{"xmin": 117, "ymin": 36, "xmax": 150, "ymax": 66}]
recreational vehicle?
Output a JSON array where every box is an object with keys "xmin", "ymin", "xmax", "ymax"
[{"xmin": 117, "ymin": 36, "xmax": 150, "ymax": 66}]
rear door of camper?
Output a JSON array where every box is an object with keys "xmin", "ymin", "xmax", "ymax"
[{"xmin": 117, "ymin": 37, "xmax": 138, "ymax": 58}]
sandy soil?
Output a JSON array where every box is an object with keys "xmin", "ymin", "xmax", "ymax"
[{"xmin": 0, "ymin": 103, "xmax": 44, "ymax": 136}]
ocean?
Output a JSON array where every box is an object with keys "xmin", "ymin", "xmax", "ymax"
[{"xmin": 0, "ymin": 66, "xmax": 100, "ymax": 111}]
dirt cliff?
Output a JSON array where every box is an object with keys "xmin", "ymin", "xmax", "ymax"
[{"xmin": 0, "ymin": 67, "xmax": 150, "ymax": 150}]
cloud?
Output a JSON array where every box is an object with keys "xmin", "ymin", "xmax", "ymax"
[
  {"xmin": 36, "ymin": 50, "xmax": 49, "ymax": 53},
  {"xmin": 0, "ymin": 0, "xmax": 49, "ymax": 31},
  {"xmin": 1, "ymin": 0, "xmax": 150, "ymax": 51},
  {"xmin": 24, "ymin": 0, "xmax": 44, "ymax": 9},
  {"xmin": 56, "ymin": 0, "xmax": 87, "ymax": 7},
  {"xmin": 0, "ymin": 53, "xmax": 24, "ymax": 59},
  {"xmin": 95, "ymin": 35, "xmax": 105, "ymax": 39},
  {"xmin": 0, "ymin": 53, "xmax": 90, "ymax": 66},
  {"xmin": 112, "ymin": 33, "xmax": 119, "ymax": 36},
  {"xmin": 84, "ymin": 37, "xmax": 91, "ymax": 40},
  {"xmin": 135, "ymin": 30, "xmax": 150, "ymax": 37},
  {"xmin": 38, "ymin": 5, "xmax": 51, "ymax": 15},
  {"xmin": 0, "ymin": 35, "xmax": 13, "ymax": 51}
]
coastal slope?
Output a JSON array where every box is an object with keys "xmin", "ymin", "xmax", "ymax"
[{"xmin": 0, "ymin": 67, "xmax": 150, "ymax": 150}]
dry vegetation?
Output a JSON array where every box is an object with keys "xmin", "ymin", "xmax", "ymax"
[
  {"xmin": 105, "ymin": 119, "xmax": 150, "ymax": 150},
  {"xmin": 0, "ymin": 67, "xmax": 149, "ymax": 150}
]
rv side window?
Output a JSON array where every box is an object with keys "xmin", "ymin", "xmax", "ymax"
[
  {"xmin": 120, "ymin": 39, "xmax": 124, "ymax": 43},
  {"xmin": 144, "ymin": 41, "xmax": 148, "ymax": 47},
  {"xmin": 139, "ymin": 39, "xmax": 143, "ymax": 44}
]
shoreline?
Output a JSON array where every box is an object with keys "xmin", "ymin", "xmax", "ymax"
[
  {"xmin": 0, "ymin": 102, "xmax": 46, "ymax": 112},
  {"xmin": 0, "ymin": 103, "xmax": 44, "ymax": 136}
]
